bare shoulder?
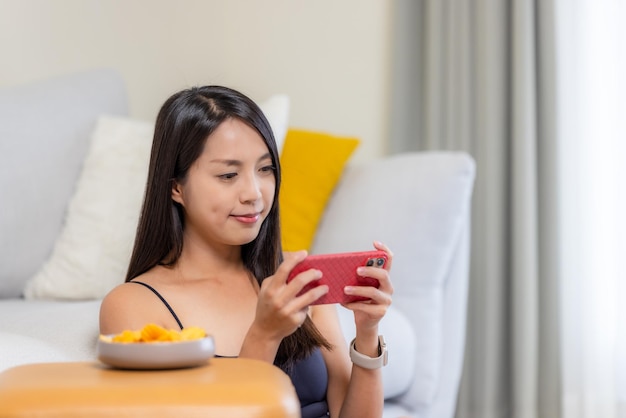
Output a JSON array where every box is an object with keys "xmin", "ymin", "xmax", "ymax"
[
  {"xmin": 100, "ymin": 265, "xmax": 180, "ymax": 334},
  {"xmin": 100, "ymin": 281, "xmax": 147, "ymax": 310},
  {"xmin": 99, "ymin": 279, "xmax": 164, "ymax": 335}
]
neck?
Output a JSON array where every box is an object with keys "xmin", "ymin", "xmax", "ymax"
[{"xmin": 174, "ymin": 237, "xmax": 246, "ymax": 282}]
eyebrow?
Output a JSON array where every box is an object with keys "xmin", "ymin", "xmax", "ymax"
[{"xmin": 209, "ymin": 152, "xmax": 273, "ymax": 166}]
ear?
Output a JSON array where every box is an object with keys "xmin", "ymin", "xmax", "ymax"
[{"xmin": 171, "ymin": 180, "xmax": 185, "ymax": 205}]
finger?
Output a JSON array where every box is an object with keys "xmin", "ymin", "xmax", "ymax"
[
  {"xmin": 283, "ymin": 249, "xmax": 308, "ymax": 266},
  {"xmin": 341, "ymin": 300, "xmax": 389, "ymax": 319},
  {"xmin": 357, "ymin": 266, "xmax": 394, "ymax": 295},
  {"xmin": 373, "ymin": 241, "xmax": 394, "ymax": 271},
  {"xmin": 274, "ymin": 250, "xmax": 308, "ymax": 284},
  {"xmin": 284, "ymin": 268, "xmax": 323, "ymax": 300},
  {"xmin": 279, "ymin": 287, "xmax": 328, "ymax": 333},
  {"xmin": 344, "ymin": 285, "xmax": 392, "ymax": 306},
  {"xmin": 288, "ymin": 284, "xmax": 329, "ymax": 310}
]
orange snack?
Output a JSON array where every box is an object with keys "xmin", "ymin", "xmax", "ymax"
[
  {"xmin": 103, "ymin": 324, "xmax": 207, "ymax": 343},
  {"xmin": 180, "ymin": 326, "xmax": 206, "ymax": 341},
  {"xmin": 111, "ymin": 330, "xmax": 141, "ymax": 343},
  {"xmin": 140, "ymin": 323, "xmax": 174, "ymax": 342}
]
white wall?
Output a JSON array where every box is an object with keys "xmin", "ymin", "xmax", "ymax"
[{"xmin": 0, "ymin": 0, "xmax": 392, "ymax": 161}]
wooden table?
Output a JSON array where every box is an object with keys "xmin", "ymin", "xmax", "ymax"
[{"xmin": 0, "ymin": 358, "xmax": 300, "ymax": 418}]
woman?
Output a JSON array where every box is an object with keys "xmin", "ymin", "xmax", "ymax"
[{"xmin": 99, "ymin": 85, "xmax": 394, "ymax": 418}]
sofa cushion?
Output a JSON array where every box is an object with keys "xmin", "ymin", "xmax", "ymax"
[
  {"xmin": 261, "ymin": 94, "xmax": 290, "ymax": 151},
  {"xmin": 336, "ymin": 305, "xmax": 416, "ymax": 400},
  {"xmin": 0, "ymin": 333, "xmax": 72, "ymax": 372},
  {"xmin": 0, "ymin": 69, "xmax": 128, "ymax": 298},
  {"xmin": 0, "ymin": 299, "xmax": 102, "ymax": 372},
  {"xmin": 279, "ymin": 129, "xmax": 359, "ymax": 251}
]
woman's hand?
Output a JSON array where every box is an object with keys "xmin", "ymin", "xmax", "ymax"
[
  {"xmin": 251, "ymin": 250, "xmax": 329, "ymax": 342},
  {"xmin": 341, "ymin": 241, "xmax": 394, "ymax": 334}
]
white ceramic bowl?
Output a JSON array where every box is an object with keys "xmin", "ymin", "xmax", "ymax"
[{"xmin": 97, "ymin": 336, "xmax": 215, "ymax": 370}]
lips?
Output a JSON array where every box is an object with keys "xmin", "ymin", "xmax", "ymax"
[{"xmin": 232, "ymin": 213, "xmax": 261, "ymax": 224}]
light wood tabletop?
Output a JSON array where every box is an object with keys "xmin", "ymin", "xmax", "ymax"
[{"xmin": 0, "ymin": 358, "xmax": 300, "ymax": 418}]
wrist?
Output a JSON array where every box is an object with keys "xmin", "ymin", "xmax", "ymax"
[
  {"xmin": 248, "ymin": 319, "xmax": 284, "ymax": 344},
  {"xmin": 349, "ymin": 335, "xmax": 388, "ymax": 370},
  {"xmin": 240, "ymin": 323, "xmax": 281, "ymax": 362},
  {"xmin": 354, "ymin": 327, "xmax": 379, "ymax": 357}
]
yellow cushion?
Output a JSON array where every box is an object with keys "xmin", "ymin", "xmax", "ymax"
[{"xmin": 279, "ymin": 129, "xmax": 360, "ymax": 251}]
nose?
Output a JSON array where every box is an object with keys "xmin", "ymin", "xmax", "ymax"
[{"xmin": 240, "ymin": 172, "xmax": 262, "ymax": 204}]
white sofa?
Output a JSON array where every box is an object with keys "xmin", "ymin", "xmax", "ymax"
[{"xmin": 0, "ymin": 69, "xmax": 475, "ymax": 418}]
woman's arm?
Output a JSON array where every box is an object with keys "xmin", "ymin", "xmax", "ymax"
[
  {"xmin": 313, "ymin": 241, "xmax": 394, "ymax": 418},
  {"xmin": 312, "ymin": 304, "xmax": 385, "ymax": 418}
]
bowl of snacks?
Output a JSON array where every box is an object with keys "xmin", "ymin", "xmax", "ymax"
[{"xmin": 97, "ymin": 323, "xmax": 215, "ymax": 370}]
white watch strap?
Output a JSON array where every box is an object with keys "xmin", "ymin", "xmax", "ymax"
[{"xmin": 349, "ymin": 335, "xmax": 388, "ymax": 369}]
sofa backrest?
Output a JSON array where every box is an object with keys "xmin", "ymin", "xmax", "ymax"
[
  {"xmin": 312, "ymin": 151, "xmax": 475, "ymax": 415},
  {"xmin": 0, "ymin": 69, "xmax": 128, "ymax": 298}
]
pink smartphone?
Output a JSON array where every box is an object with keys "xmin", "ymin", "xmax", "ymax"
[{"xmin": 287, "ymin": 250, "xmax": 388, "ymax": 305}]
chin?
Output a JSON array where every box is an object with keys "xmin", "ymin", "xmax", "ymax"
[{"xmin": 233, "ymin": 231, "xmax": 262, "ymax": 246}]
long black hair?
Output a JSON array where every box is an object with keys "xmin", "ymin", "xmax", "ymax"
[{"xmin": 126, "ymin": 85, "xmax": 330, "ymax": 368}]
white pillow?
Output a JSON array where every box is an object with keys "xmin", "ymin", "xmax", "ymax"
[
  {"xmin": 23, "ymin": 115, "xmax": 153, "ymax": 300},
  {"xmin": 24, "ymin": 95, "xmax": 290, "ymax": 300},
  {"xmin": 261, "ymin": 94, "xmax": 290, "ymax": 151}
]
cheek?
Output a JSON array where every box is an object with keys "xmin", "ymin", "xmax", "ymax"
[
  {"xmin": 184, "ymin": 182, "xmax": 223, "ymax": 215},
  {"xmin": 263, "ymin": 178, "xmax": 277, "ymax": 205}
]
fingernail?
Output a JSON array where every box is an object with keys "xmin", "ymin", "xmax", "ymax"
[
  {"xmin": 357, "ymin": 267, "xmax": 365, "ymax": 275},
  {"xmin": 344, "ymin": 286, "xmax": 354, "ymax": 294}
]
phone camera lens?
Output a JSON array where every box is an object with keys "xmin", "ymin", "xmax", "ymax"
[
  {"xmin": 376, "ymin": 258, "xmax": 385, "ymax": 267},
  {"xmin": 366, "ymin": 259, "xmax": 374, "ymax": 266}
]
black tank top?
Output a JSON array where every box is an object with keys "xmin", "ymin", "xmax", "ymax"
[{"xmin": 131, "ymin": 281, "xmax": 330, "ymax": 418}]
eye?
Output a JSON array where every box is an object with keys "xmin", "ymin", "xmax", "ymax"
[
  {"xmin": 259, "ymin": 165, "xmax": 276, "ymax": 174},
  {"xmin": 218, "ymin": 172, "xmax": 237, "ymax": 180}
]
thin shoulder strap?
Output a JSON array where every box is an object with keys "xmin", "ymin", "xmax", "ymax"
[{"xmin": 130, "ymin": 281, "xmax": 184, "ymax": 330}]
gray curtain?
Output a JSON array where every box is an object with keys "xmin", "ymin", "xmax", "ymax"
[{"xmin": 389, "ymin": 1, "xmax": 561, "ymax": 416}]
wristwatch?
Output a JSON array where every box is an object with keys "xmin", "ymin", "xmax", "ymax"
[{"xmin": 349, "ymin": 335, "xmax": 388, "ymax": 369}]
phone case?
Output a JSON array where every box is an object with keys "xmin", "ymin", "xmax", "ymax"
[{"xmin": 287, "ymin": 250, "xmax": 388, "ymax": 305}]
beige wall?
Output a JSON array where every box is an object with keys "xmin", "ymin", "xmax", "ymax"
[{"xmin": 0, "ymin": 0, "xmax": 392, "ymax": 161}]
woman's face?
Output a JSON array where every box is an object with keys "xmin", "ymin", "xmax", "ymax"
[{"xmin": 171, "ymin": 118, "xmax": 276, "ymax": 248}]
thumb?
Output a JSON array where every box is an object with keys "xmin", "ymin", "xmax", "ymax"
[{"xmin": 277, "ymin": 250, "xmax": 308, "ymax": 283}]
